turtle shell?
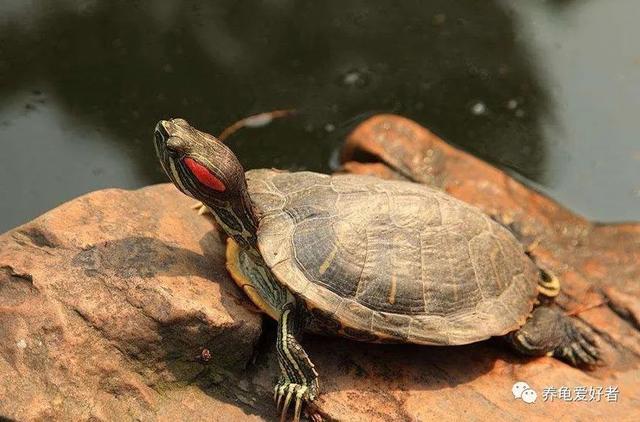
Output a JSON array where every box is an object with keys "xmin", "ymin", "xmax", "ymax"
[{"xmin": 247, "ymin": 169, "xmax": 539, "ymax": 345}]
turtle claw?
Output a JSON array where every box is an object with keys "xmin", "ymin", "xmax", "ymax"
[
  {"xmin": 555, "ymin": 319, "xmax": 600, "ymax": 366},
  {"xmin": 191, "ymin": 200, "xmax": 210, "ymax": 215},
  {"xmin": 280, "ymin": 385, "xmax": 295, "ymax": 422},
  {"xmin": 275, "ymin": 383, "xmax": 287, "ymax": 412},
  {"xmin": 293, "ymin": 390, "xmax": 304, "ymax": 422},
  {"xmin": 274, "ymin": 381, "xmax": 312, "ymax": 422}
]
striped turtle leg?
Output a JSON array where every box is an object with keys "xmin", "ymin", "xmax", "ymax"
[
  {"xmin": 505, "ymin": 305, "xmax": 600, "ymax": 366},
  {"xmin": 274, "ymin": 303, "xmax": 319, "ymax": 422}
]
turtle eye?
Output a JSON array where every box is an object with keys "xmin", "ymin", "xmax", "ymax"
[
  {"xmin": 183, "ymin": 157, "xmax": 226, "ymax": 192},
  {"xmin": 166, "ymin": 137, "xmax": 188, "ymax": 155}
]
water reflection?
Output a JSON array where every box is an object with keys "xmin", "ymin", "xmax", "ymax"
[
  {"xmin": 0, "ymin": 0, "xmax": 636, "ymax": 232},
  {"xmin": 504, "ymin": 0, "xmax": 640, "ymax": 222}
]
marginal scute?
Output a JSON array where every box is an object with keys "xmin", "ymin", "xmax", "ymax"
[
  {"xmin": 372, "ymin": 312, "xmax": 412, "ymax": 341},
  {"xmin": 342, "ymin": 326, "xmax": 379, "ymax": 342},
  {"xmin": 408, "ymin": 317, "xmax": 450, "ymax": 344},
  {"xmin": 349, "ymin": 296, "xmax": 380, "ymax": 323},
  {"xmin": 308, "ymin": 306, "xmax": 342, "ymax": 332},
  {"xmin": 247, "ymin": 169, "xmax": 539, "ymax": 345}
]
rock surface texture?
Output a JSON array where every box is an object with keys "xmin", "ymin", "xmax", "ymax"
[
  {"xmin": 0, "ymin": 185, "xmax": 264, "ymax": 421},
  {"xmin": 1, "ymin": 115, "xmax": 639, "ymax": 421}
]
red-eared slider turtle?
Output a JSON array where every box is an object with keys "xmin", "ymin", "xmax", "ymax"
[{"xmin": 154, "ymin": 118, "xmax": 599, "ymax": 421}]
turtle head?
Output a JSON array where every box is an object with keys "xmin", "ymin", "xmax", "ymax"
[
  {"xmin": 154, "ymin": 118, "xmax": 246, "ymax": 206},
  {"xmin": 154, "ymin": 118, "xmax": 259, "ymax": 250}
]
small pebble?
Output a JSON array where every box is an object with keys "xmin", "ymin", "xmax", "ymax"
[
  {"xmin": 470, "ymin": 102, "xmax": 487, "ymax": 115},
  {"xmin": 200, "ymin": 348, "xmax": 211, "ymax": 362},
  {"xmin": 17, "ymin": 339, "xmax": 27, "ymax": 349},
  {"xmin": 343, "ymin": 72, "xmax": 361, "ymax": 86}
]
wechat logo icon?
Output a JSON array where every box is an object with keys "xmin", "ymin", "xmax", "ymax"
[{"xmin": 512, "ymin": 381, "xmax": 537, "ymax": 404}]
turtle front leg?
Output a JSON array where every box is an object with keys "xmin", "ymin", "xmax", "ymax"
[
  {"xmin": 274, "ymin": 303, "xmax": 320, "ymax": 422},
  {"xmin": 506, "ymin": 305, "xmax": 600, "ymax": 366}
]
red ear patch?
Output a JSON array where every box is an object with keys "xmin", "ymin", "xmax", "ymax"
[{"xmin": 183, "ymin": 157, "xmax": 226, "ymax": 192}]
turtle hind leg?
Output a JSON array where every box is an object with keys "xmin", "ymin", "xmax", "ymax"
[
  {"xmin": 505, "ymin": 306, "xmax": 600, "ymax": 367},
  {"xmin": 274, "ymin": 303, "xmax": 319, "ymax": 422}
]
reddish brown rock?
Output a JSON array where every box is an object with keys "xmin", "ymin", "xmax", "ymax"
[
  {"xmin": 0, "ymin": 185, "xmax": 264, "ymax": 421},
  {"xmin": 1, "ymin": 116, "xmax": 638, "ymax": 421}
]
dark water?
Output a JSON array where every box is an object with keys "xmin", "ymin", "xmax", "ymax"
[{"xmin": 0, "ymin": 0, "xmax": 638, "ymax": 233}]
